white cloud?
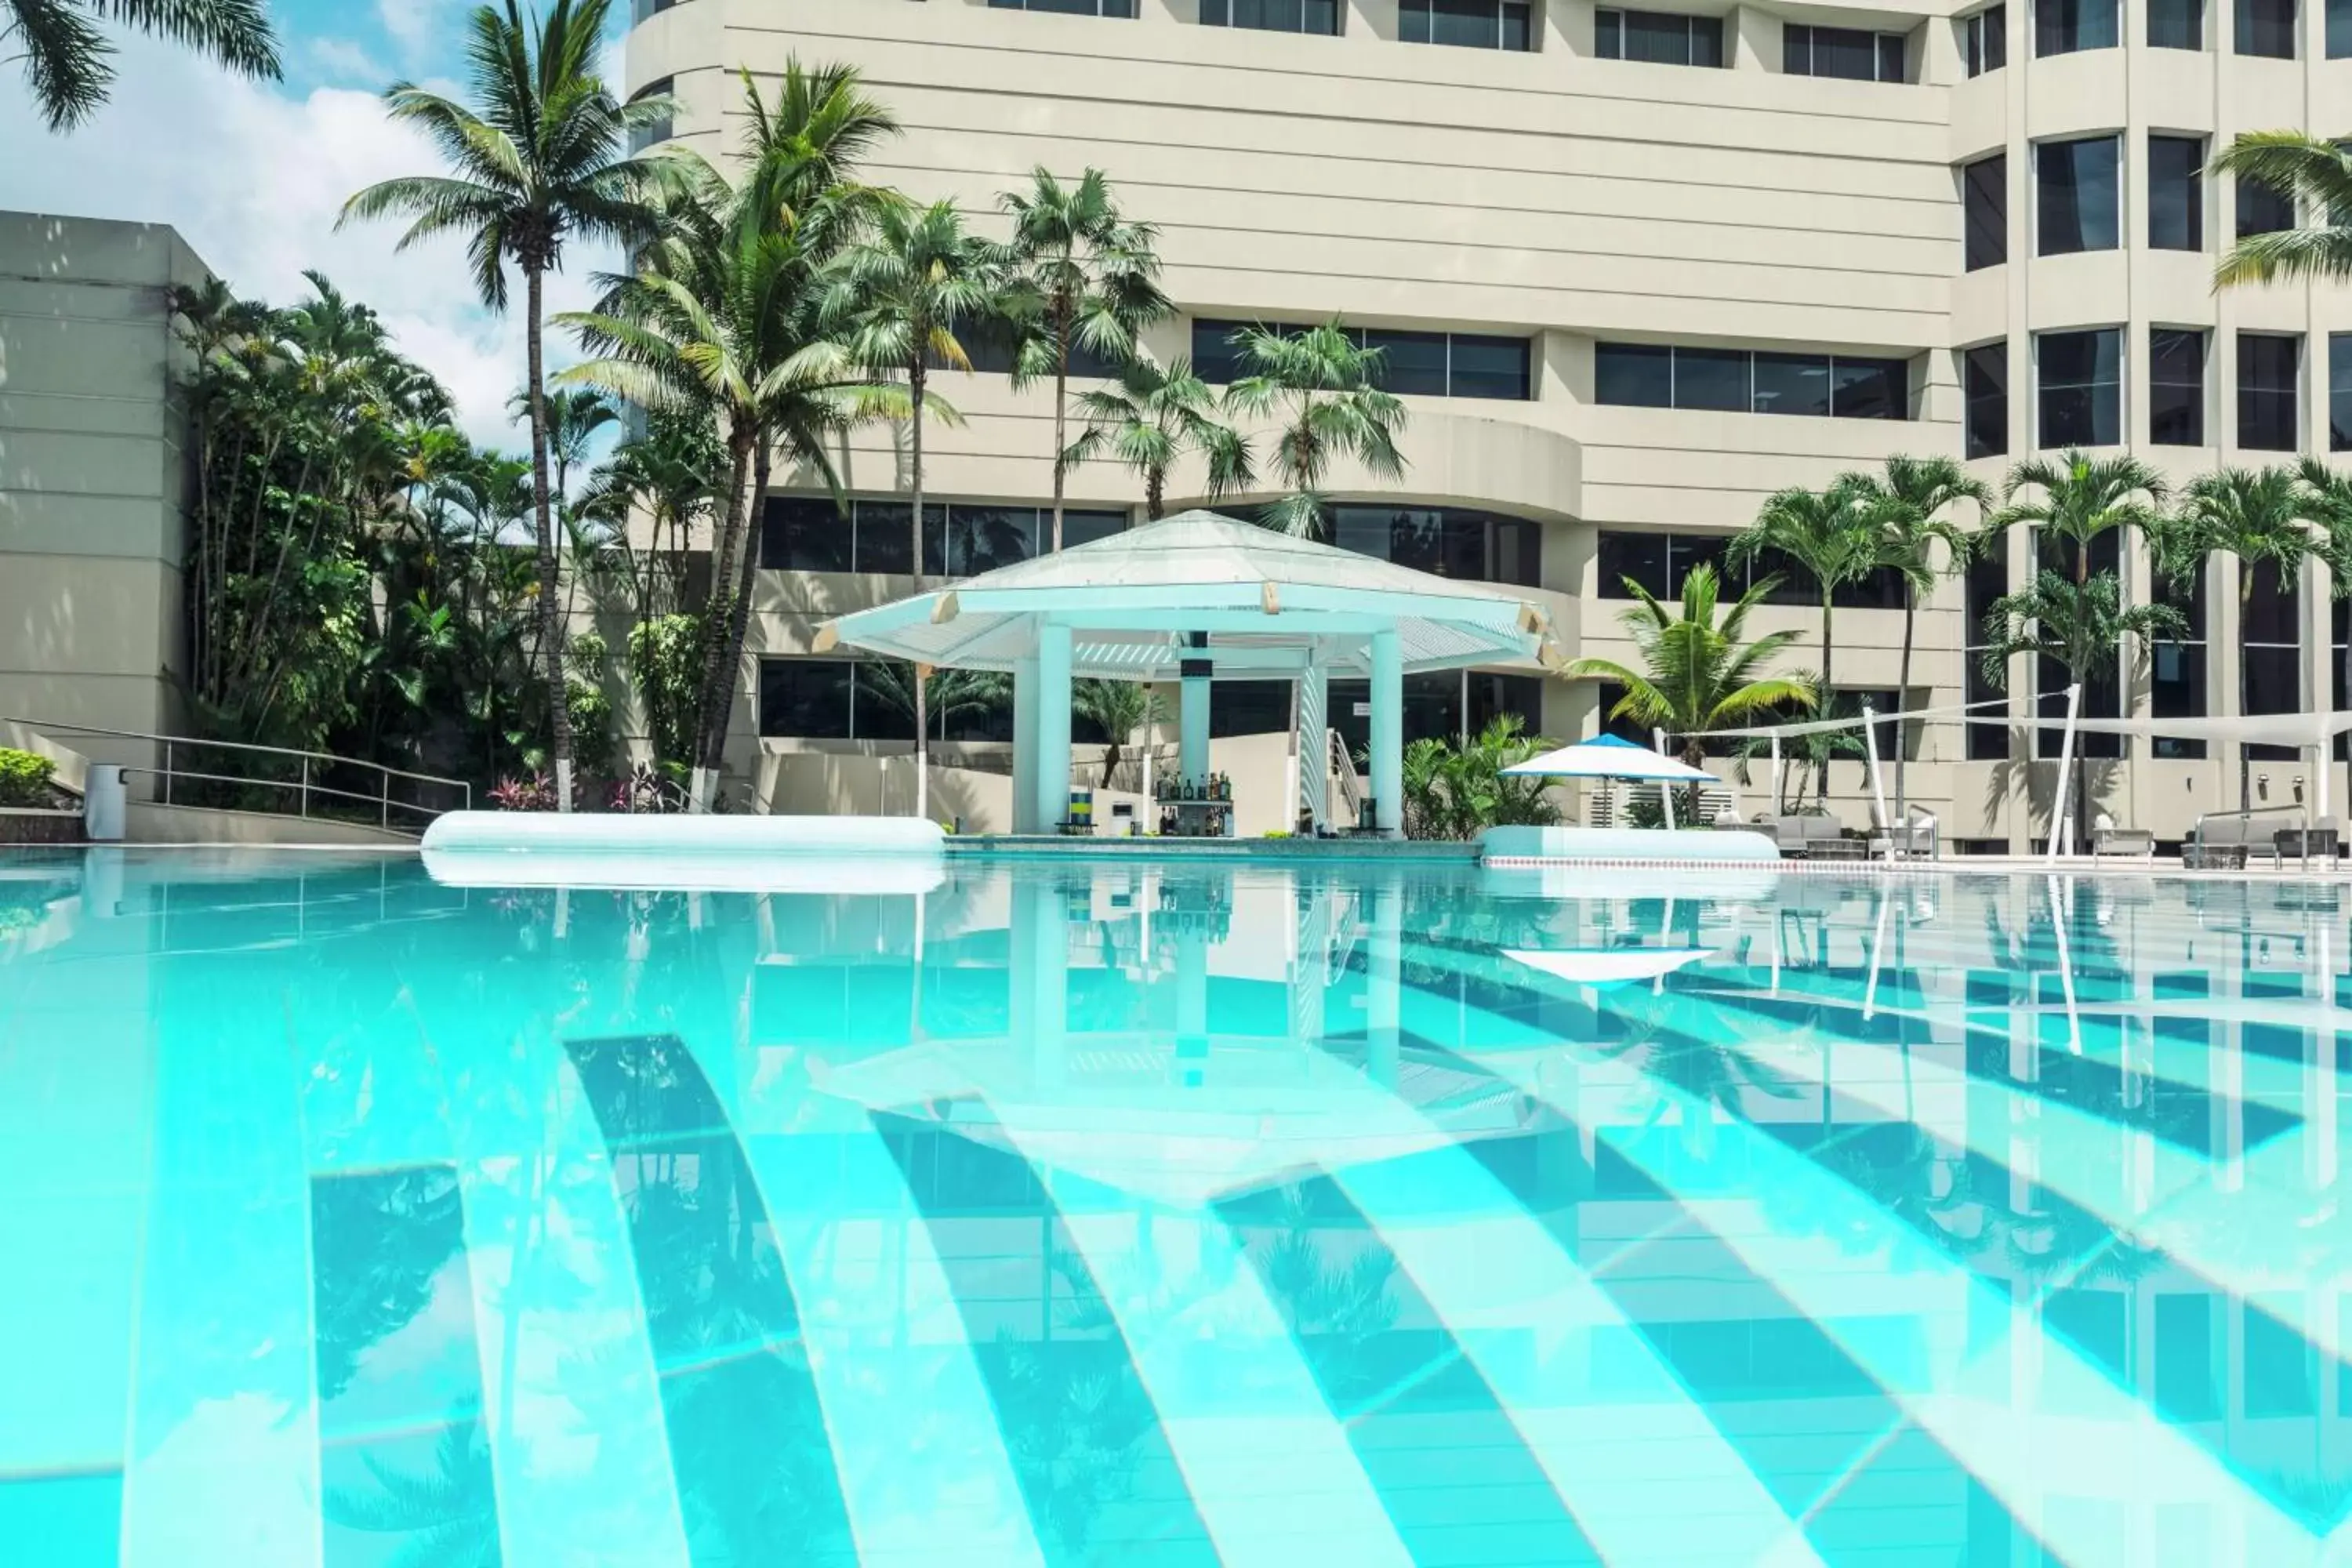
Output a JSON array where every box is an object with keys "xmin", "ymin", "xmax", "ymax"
[
  {"xmin": 0, "ymin": 35, "xmax": 616, "ymax": 455},
  {"xmin": 305, "ymin": 36, "xmax": 392, "ymax": 85},
  {"xmin": 378, "ymin": 0, "xmax": 458, "ymax": 74}
]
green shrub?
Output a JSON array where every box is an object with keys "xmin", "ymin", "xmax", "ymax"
[{"xmin": 0, "ymin": 748, "xmax": 56, "ymax": 808}]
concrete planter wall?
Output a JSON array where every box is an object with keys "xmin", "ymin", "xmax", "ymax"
[{"xmin": 0, "ymin": 807, "xmax": 85, "ymax": 845}]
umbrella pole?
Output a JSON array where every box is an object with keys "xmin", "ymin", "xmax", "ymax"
[
  {"xmin": 1770, "ymin": 735, "xmax": 1782, "ymax": 815},
  {"xmin": 1862, "ymin": 702, "xmax": 1892, "ymax": 859}
]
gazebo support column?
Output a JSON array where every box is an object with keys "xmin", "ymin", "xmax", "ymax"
[
  {"xmin": 1370, "ymin": 630, "xmax": 1403, "ymax": 837},
  {"xmin": 1179, "ymin": 652, "xmax": 1210, "ymax": 789},
  {"xmin": 1035, "ymin": 621, "xmax": 1073, "ymax": 833},
  {"xmin": 1297, "ymin": 663, "xmax": 1329, "ymax": 833},
  {"xmin": 1011, "ymin": 656, "xmax": 1038, "ymax": 833}
]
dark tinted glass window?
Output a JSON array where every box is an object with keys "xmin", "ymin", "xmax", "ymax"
[
  {"xmin": 852, "ymin": 663, "xmax": 916, "ymax": 742},
  {"xmin": 2332, "ymin": 0, "xmax": 2352, "ymax": 54},
  {"xmin": 1450, "ymin": 335, "xmax": 1533, "ymax": 399},
  {"xmin": 1597, "ymin": 8, "xmax": 1722, "ymax": 63},
  {"xmin": 1062, "ymin": 510, "xmax": 1128, "ymax": 549},
  {"xmin": 1199, "ymin": 0, "xmax": 1343, "ymax": 32},
  {"xmin": 1403, "ymin": 0, "xmax": 1534, "ymax": 49},
  {"xmin": 626, "ymin": 77, "xmax": 673, "ymax": 154},
  {"xmin": 2239, "ymin": 333, "xmax": 2301, "ymax": 451},
  {"xmin": 2037, "ymin": 0, "xmax": 2120, "ymax": 51},
  {"xmin": 759, "ymin": 659, "xmax": 852, "ymax": 739},
  {"xmin": 854, "ymin": 501, "xmax": 949, "ymax": 576},
  {"xmin": 1966, "ymin": 343, "xmax": 2009, "ymax": 458},
  {"xmin": 2236, "ymin": 0, "xmax": 2296, "ymax": 56},
  {"xmin": 1753, "ymin": 353, "xmax": 1833, "ymax": 416},
  {"xmin": 949, "ymin": 506, "xmax": 1036, "ymax": 575},
  {"xmin": 1879, "ymin": 33, "xmax": 1907, "ymax": 77},
  {"xmin": 1364, "ymin": 329, "xmax": 1448, "ymax": 396},
  {"xmin": 1832, "ymin": 358, "xmax": 1907, "ymax": 419},
  {"xmin": 1784, "ymin": 24, "xmax": 1904, "ymax": 78},
  {"xmin": 996, "ymin": 0, "xmax": 1137, "ymax": 13},
  {"xmin": 2151, "ymin": 559, "xmax": 2209, "ymax": 757},
  {"xmin": 2038, "ymin": 328, "xmax": 2122, "ymax": 447},
  {"xmin": 2149, "ymin": 136, "xmax": 2205, "ymax": 252},
  {"xmin": 1965, "ymin": 154, "xmax": 2008, "ymax": 270},
  {"xmin": 1597, "ymin": 532, "xmax": 1669, "ymax": 597},
  {"xmin": 1596, "ymin": 343, "xmax": 1674, "ymax": 406},
  {"xmin": 762, "ymin": 495, "xmax": 851, "ymax": 572},
  {"xmin": 2038, "ymin": 136, "xmax": 2121, "ymax": 254},
  {"xmin": 1965, "ymin": 531, "xmax": 2010, "ymax": 758},
  {"xmin": 2332, "ymin": 333, "xmax": 2352, "ymax": 448},
  {"xmin": 1210, "ymin": 680, "xmax": 1293, "ymax": 737},
  {"xmin": 1191, "ymin": 318, "xmax": 1247, "ymax": 383},
  {"xmin": 2237, "ymin": 176, "xmax": 2296, "ymax": 238},
  {"xmin": 2149, "ymin": 0, "xmax": 2205, "ymax": 45},
  {"xmin": 1328, "ymin": 505, "xmax": 1541, "ymax": 584},
  {"xmin": 2149, "ymin": 328, "xmax": 2207, "ymax": 445},
  {"xmin": 1965, "ymin": 5, "xmax": 2009, "ymax": 71},
  {"xmin": 1674, "ymin": 347, "xmax": 1750, "ymax": 411}
]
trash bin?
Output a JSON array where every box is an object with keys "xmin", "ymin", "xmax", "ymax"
[{"xmin": 85, "ymin": 764, "xmax": 126, "ymax": 841}]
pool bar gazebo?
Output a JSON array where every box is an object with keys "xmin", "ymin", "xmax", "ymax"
[{"xmin": 820, "ymin": 510, "xmax": 1554, "ymax": 835}]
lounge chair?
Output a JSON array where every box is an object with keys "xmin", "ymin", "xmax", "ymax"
[
  {"xmin": 2274, "ymin": 816, "xmax": 2340, "ymax": 868},
  {"xmin": 2092, "ymin": 826, "xmax": 2155, "ymax": 858},
  {"xmin": 1772, "ymin": 814, "xmax": 1860, "ymax": 860}
]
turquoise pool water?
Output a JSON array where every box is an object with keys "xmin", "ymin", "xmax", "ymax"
[{"xmin": 2, "ymin": 850, "xmax": 2349, "ymax": 1566}]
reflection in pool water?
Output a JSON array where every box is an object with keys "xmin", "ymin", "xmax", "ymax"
[{"xmin": 2, "ymin": 851, "xmax": 2350, "ymax": 1564}]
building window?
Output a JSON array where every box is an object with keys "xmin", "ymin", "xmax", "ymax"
[
  {"xmin": 2239, "ymin": 333, "xmax": 2301, "ymax": 451},
  {"xmin": 1784, "ymin": 23, "xmax": 1906, "ymax": 78},
  {"xmin": 1407, "ymin": 0, "xmax": 1534, "ymax": 49},
  {"xmin": 1965, "ymin": 154, "xmax": 2008, "ymax": 270},
  {"xmin": 759, "ymin": 659, "xmax": 854, "ymax": 739},
  {"xmin": 630, "ymin": 0, "xmax": 681, "ymax": 20},
  {"xmin": 1966, "ymin": 343, "xmax": 2009, "ymax": 458},
  {"xmin": 2036, "ymin": 0, "xmax": 2119, "ymax": 53},
  {"xmin": 2038, "ymin": 136, "xmax": 2121, "ymax": 255},
  {"xmin": 1190, "ymin": 320, "xmax": 1530, "ymax": 399},
  {"xmin": 2332, "ymin": 334, "xmax": 2352, "ymax": 449},
  {"xmin": 1594, "ymin": 343, "xmax": 1910, "ymax": 419},
  {"xmin": 2148, "ymin": 135, "xmax": 2205, "ymax": 250},
  {"xmin": 1327, "ymin": 505, "xmax": 1543, "ymax": 586},
  {"xmin": 2149, "ymin": 0, "xmax": 2205, "ymax": 45},
  {"xmin": 2236, "ymin": 0, "xmax": 2297, "ymax": 55},
  {"xmin": 2150, "ymin": 328, "xmax": 2207, "ymax": 445},
  {"xmin": 626, "ymin": 77, "xmax": 673, "ymax": 154},
  {"xmin": 761, "ymin": 497, "xmax": 1125, "ymax": 575},
  {"xmin": 1965, "ymin": 530, "xmax": 2010, "ymax": 758},
  {"xmin": 1596, "ymin": 531, "xmax": 1905, "ymax": 608},
  {"xmin": 1595, "ymin": 8, "xmax": 1723, "ymax": 64},
  {"xmin": 2332, "ymin": 0, "xmax": 2352, "ymax": 55},
  {"xmin": 988, "ymin": 0, "xmax": 1137, "ymax": 14},
  {"xmin": 1200, "ymin": 0, "xmax": 1342, "ymax": 31},
  {"xmin": 2237, "ymin": 176, "xmax": 2297, "ymax": 238},
  {"xmin": 2245, "ymin": 561, "xmax": 2303, "ymax": 761},
  {"xmin": 1963, "ymin": 5, "xmax": 2009, "ymax": 72},
  {"xmin": 2152, "ymin": 559, "xmax": 2209, "ymax": 757},
  {"xmin": 2038, "ymin": 328, "xmax": 2122, "ymax": 448}
]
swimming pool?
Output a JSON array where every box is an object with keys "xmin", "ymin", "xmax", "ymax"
[{"xmin": 2, "ymin": 849, "xmax": 2346, "ymax": 1566}]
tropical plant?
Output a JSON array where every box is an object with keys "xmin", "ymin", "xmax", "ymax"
[
  {"xmin": 1566, "ymin": 563, "xmax": 1817, "ymax": 823},
  {"xmin": 8, "ymin": 0, "xmax": 278, "ymax": 131},
  {"xmin": 342, "ymin": 0, "xmax": 679, "ymax": 808},
  {"xmin": 1222, "ymin": 320, "xmax": 1407, "ymax": 539},
  {"xmin": 0, "ymin": 746, "xmax": 56, "ymax": 807},
  {"xmin": 1073, "ymin": 678, "xmax": 1166, "ymax": 786},
  {"xmin": 323, "ymin": 1410, "xmax": 500, "ymax": 1568},
  {"xmin": 2299, "ymin": 456, "xmax": 2352, "ymax": 740},
  {"xmin": 1843, "ymin": 456, "xmax": 1992, "ymax": 824},
  {"xmin": 823, "ymin": 196, "xmax": 990, "ymax": 782},
  {"xmin": 558, "ymin": 60, "xmax": 899, "ymax": 809},
  {"xmin": 857, "ymin": 662, "xmax": 1011, "ymax": 750},
  {"xmin": 2149, "ymin": 465, "xmax": 2316, "ymax": 807},
  {"xmin": 580, "ymin": 408, "xmax": 718, "ymax": 622},
  {"xmin": 1061, "ymin": 355, "xmax": 1252, "ymax": 520},
  {"xmin": 1726, "ymin": 481, "xmax": 1875, "ymax": 804},
  {"xmin": 1388, "ymin": 715, "xmax": 1562, "ymax": 840},
  {"xmin": 1000, "ymin": 167, "xmax": 1171, "ymax": 552},
  {"xmin": 1976, "ymin": 572, "xmax": 2184, "ymax": 850},
  {"xmin": 2212, "ymin": 132, "xmax": 2352, "ymax": 289},
  {"xmin": 1992, "ymin": 449, "xmax": 2169, "ymax": 577}
]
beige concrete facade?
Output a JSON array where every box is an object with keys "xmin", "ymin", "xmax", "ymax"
[
  {"xmin": 628, "ymin": 0, "xmax": 2352, "ymax": 844},
  {"xmin": 0, "ymin": 212, "xmax": 207, "ymax": 739}
]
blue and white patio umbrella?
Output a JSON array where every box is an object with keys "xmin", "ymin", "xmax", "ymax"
[{"xmin": 1501, "ymin": 732, "xmax": 1719, "ymax": 829}]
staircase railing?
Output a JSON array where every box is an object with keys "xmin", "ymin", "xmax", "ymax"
[
  {"xmin": 3, "ymin": 717, "xmax": 470, "ymax": 834},
  {"xmin": 1327, "ymin": 728, "xmax": 1363, "ymax": 829}
]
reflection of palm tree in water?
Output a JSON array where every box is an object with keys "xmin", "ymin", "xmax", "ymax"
[
  {"xmin": 1595, "ymin": 996, "xmax": 1805, "ymax": 1152},
  {"xmin": 325, "ymin": 1409, "xmax": 500, "ymax": 1568}
]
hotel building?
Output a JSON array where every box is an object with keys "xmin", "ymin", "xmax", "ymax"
[{"xmin": 626, "ymin": 0, "xmax": 2352, "ymax": 845}]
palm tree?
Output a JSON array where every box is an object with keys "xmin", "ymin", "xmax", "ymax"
[
  {"xmin": 511, "ymin": 386, "xmax": 618, "ymax": 497},
  {"xmin": 559, "ymin": 63, "xmax": 898, "ymax": 810},
  {"xmin": 1061, "ymin": 355, "xmax": 1253, "ymax": 521},
  {"xmin": 1566, "ymin": 563, "xmax": 1817, "ymax": 823},
  {"xmin": 1977, "ymin": 571, "xmax": 2185, "ymax": 850},
  {"xmin": 2300, "ymin": 458, "xmax": 2352, "ymax": 808},
  {"xmin": 823, "ymin": 198, "xmax": 992, "ymax": 804},
  {"xmin": 1726, "ymin": 481, "xmax": 1875, "ymax": 804},
  {"xmin": 324, "ymin": 1410, "xmax": 499, "ymax": 1567},
  {"xmin": 1993, "ymin": 449, "xmax": 2169, "ymax": 582},
  {"xmin": 342, "ymin": 0, "xmax": 677, "ymax": 809},
  {"xmin": 9, "ymin": 0, "xmax": 278, "ymax": 131},
  {"xmin": 1000, "ymin": 168, "xmax": 1172, "ymax": 552},
  {"xmin": 2155, "ymin": 466, "xmax": 2315, "ymax": 809},
  {"xmin": 1073, "ymin": 678, "xmax": 1167, "ymax": 787},
  {"xmin": 2212, "ymin": 132, "xmax": 2352, "ymax": 288},
  {"xmin": 1222, "ymin": 321, "xmax": 1407, "ymax": 539},
  {"xmin": 1844, "ymin": 456, "xmax": 1993, "ymax": 827}
]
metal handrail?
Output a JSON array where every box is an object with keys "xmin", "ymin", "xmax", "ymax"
[
  {"xmin": 1902, "ymin": 804, "xmax": 1940, "ymax": 861},
  {"xmin": 1327, "ymin": 728, "xmax": 1362, "ymax": 827},
  {"xmin": 4, "ymin": 715, "xmax": 470, "ymax": 829},
  {"xmin": 2190, "ymin": 803, "xmax": 2310, "ymax": 849}
]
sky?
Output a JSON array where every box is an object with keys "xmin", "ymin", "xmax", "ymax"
[{"xmin": 0, "ymin": 1, "xmax": 629, "ymax": 452}]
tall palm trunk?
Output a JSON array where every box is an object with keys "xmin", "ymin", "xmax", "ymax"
[
  {"xmin": 705, "ymin": 442, "xmax": 773, "ymax": 805},
  {"xmin": 688, "ymin": 425, "xmax": 754, "ymax": 811},
  {"xmin": 909, "ymin": 357, "xmax": 931, "ymax": 819},
  {"xmin": 1049, "ymin": 300, "xmax": 1070, "ymax": 553},
  {"xmin": 1817, "ymin": 591, "xmax": 1836, "ymax": 808},
  {"xmin": 527, "ymin": 268, "xmax": 575, "ymax": 810},
  {"xmin": 1894, "ymin": 579, "xmax": 1916, "ymax": 837}
]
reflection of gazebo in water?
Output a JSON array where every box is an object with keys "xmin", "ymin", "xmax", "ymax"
[{"xmin": 820, "ymin": 510, "xmax": 1552, "ymax": 834}]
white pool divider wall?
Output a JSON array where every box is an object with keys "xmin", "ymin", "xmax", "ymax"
[
  {"xmin": 419, "ymin": 811, "xmax": 947, "ymax": 894},
  {"xmin": 1477, "ymin": 826, "xmax": 1780, "ymax": 865}
]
